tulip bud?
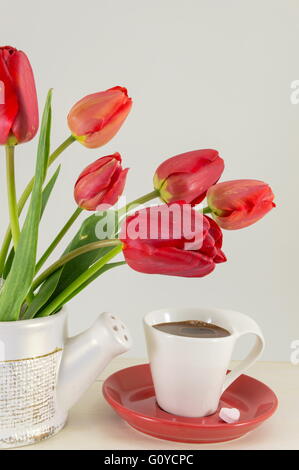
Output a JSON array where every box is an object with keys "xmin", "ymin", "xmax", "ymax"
[
  {"xmin": 207, "ymin": 179, "xmax": 275, "ymax": 230},
  {"xmin": 120, "ymin": 203, "xmax": 226, "ymax": 277},
  {"xmin": 153, "ymin": 149, "xmax": 224, "ymax": 205},
  {"xmin": 67, "ymin": 86, "xmax": 132, "ymax": 149},
  {"xmin": 0, "ymin": 46, "xmax": 39, "ymax": 145},
  {"xmin": 74, "ymin": 152, "xmax": 128, "ymax": 211}
]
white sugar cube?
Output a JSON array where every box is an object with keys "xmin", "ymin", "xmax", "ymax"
[{"xmin": 219, "ymin": 407, "xmax": 240, "ymax": 423}]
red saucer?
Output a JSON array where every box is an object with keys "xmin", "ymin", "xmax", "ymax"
[{"xmin": 102, "ymin": 364, "xmax": 278, "ymax": 444}]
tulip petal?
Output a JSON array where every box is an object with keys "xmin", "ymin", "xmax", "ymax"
[
  {"xmin": 120, "ymin": 203, "xmax": 226, "ymax": 278},
  {"xmin": 156, "ymin": 149, "xmax": 221, "ymax": 180},
  {"xmin": 77, "ymin": 153, "xmax": 121, "ymax": 180},
  {"xmin": 75, "ymin": 158, "xmax": 119, "ymax": 210},
  {"xmin": 155, "ymin": 149, "xmax": 224, "ymax": 204},
  {"xmin": 97, "ymin": 167, "xmax": 129, "ymax": 209},
  {"xmin": 214, "ymin": 249, "xmax": 227, "ymax": 263},
  {"xmin": 68, "ymin": 88, "xmax": 128, "ymax": 135},
  {"xmin": 208, "ymin": 180, "xmax": 275, "ymax": 229},
  {"xmin": 213, "ymin": 201, "xmax": 274, "ymax": 230},
  {"xmin": 162, "ymin": 155, "xmax": 224, "ymax": 204},
  {"xmin": 68, "ymin": 87, "xmax": 132, "ymax": 149},
  {"xmin": 0, "ymin": 49, "xmax": 18, "ymax": 144},
  {"xmin": 74, "ymin": 153, "xmax": 128, "ymax": 211},
  {"xmin": 8, "ymin": 50, "xmax": 39, "ymax": 143},
  {"xmin": 84, "ymin": 99, "xmax": 132, "ymax": 149},
  {"xmin": 123, "ymin": 243, "xmax": 215, "ymax": 277}
]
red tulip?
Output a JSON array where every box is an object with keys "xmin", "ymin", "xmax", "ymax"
[
  {"xmin": 74, "ymin": 152, "xmax": 128, "ymax": 210},
  {"xmin": 0, "ymin": 46, "xmax": 39, "ymax": 145},
  {"xmin": 207, "ymin": 179, "xmax": 275, "ymax": 230},
  {"xmin": 153, "ymin": 149, "xmax": 224, "ymax": 205},
  {"xmin": 120, "ymin": 203, "xmax": 226, "ymax": 277},
  {"xmin": 67, "ymin": 86, "xmax": 132, "ymax": 149}
]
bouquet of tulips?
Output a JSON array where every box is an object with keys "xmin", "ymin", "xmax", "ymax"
[{"xmin": 0, "ymin": 46, "xmax": 275, "ymax": 322}]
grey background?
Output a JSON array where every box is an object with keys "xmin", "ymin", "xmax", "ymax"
[{"xmin": 1, "ymin": 0, "xmax": 298, "ymax": 360}]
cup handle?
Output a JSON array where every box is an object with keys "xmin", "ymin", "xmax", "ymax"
[{"xmin": 222, "ymin": 319, "xmax": 264, "ymax": 392}]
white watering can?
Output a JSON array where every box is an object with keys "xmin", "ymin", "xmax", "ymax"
[{"xmin": 0, "ymin": 309, "xmax": 131, "ymax": 448}]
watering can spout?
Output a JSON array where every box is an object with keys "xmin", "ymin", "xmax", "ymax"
[{"xmin": 56, "ymin": 312, "xmax": 131, "ymax": 412}]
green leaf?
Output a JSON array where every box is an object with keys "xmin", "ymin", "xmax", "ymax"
[
  {"xmin": 54, "ymin": 211, "xmax": 117, "ymax": 293},
  {"xmin": 34, "ymin": 261, "xmax": 125, "ymax": 318},
  {"xmin": 59, "ymin": 261, "xmax": 126, "ymax": 307},
  {"xmin": 33, "ymin": 210, "xmax": 118, "ymax": 316},
  {"xmin": 27, "ymin": 211, "xmax": 117, "ymax": 317},
  {"xmin": 36, "ymin": 245, "xmax": 123, "ymax": 317},
  {"xmin": 22, "ymin": 268, "xmax": 62, "ymax": 320},
  {"xmin": 3, "ymin": 165, "xmax": 61, "ymax": 279},
  {"xmin": 41, "ymin": 165, "xmax": 61, "ymax": 215},
  {"xmin": 0, "ymin": 90, "xmax": 53, "ymax": 321}
]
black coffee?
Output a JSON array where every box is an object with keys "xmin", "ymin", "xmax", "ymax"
[{"xmin": 153, "ymin": 320, "xmax": 230, "ymax": 338}]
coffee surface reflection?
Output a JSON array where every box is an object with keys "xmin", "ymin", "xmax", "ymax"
[{"xmin": 153, "ymin": 320, "xmax": 230, "ymax": 338}]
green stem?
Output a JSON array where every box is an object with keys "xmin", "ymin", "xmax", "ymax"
[
  {"xmin": 117, "ymin": 189, "xmax": 159, "ymax": 220},
  {"xmin": 17, "ymin": 135, "xmax": 75, "ymax": 216},
  {"xmin": 34, "ymin": 190, "xmax": 158, "ymax": 311},
  {"xmin": 32, "ymin": 239, "xmax": 121, "ymax": 292},
  {"xmin": 35, "ymin": 206, "xmax": 83, "ymax": 273},
  {"xmin": 0, "ymin": 135, "xmax": 75, "ymax": 275},
  {"xmin": 47, "ymin": 135, "xmax": 75, "ymax": 166},
  {"xmin": 59, "ymin": 261, "xmax": 126, "ymax": 306},
  {"xmin": 37, "ymin": 244, "xmax": 123, "ymax": 317},
  {"xmin": 32, "ymin": 190, "xmax": 158, "ymax": 315},
  {"xmin": 201, "ymin": 206, "xmax": 212, "ymax": 214},
  {"xmin": 5, "ymin": 145, "xmax": 20, "ymax": 249}
]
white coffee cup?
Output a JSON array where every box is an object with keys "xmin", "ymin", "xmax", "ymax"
[{"xmin": 143, "ymin": 307, "xmax": 264, "ymax": 418}]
